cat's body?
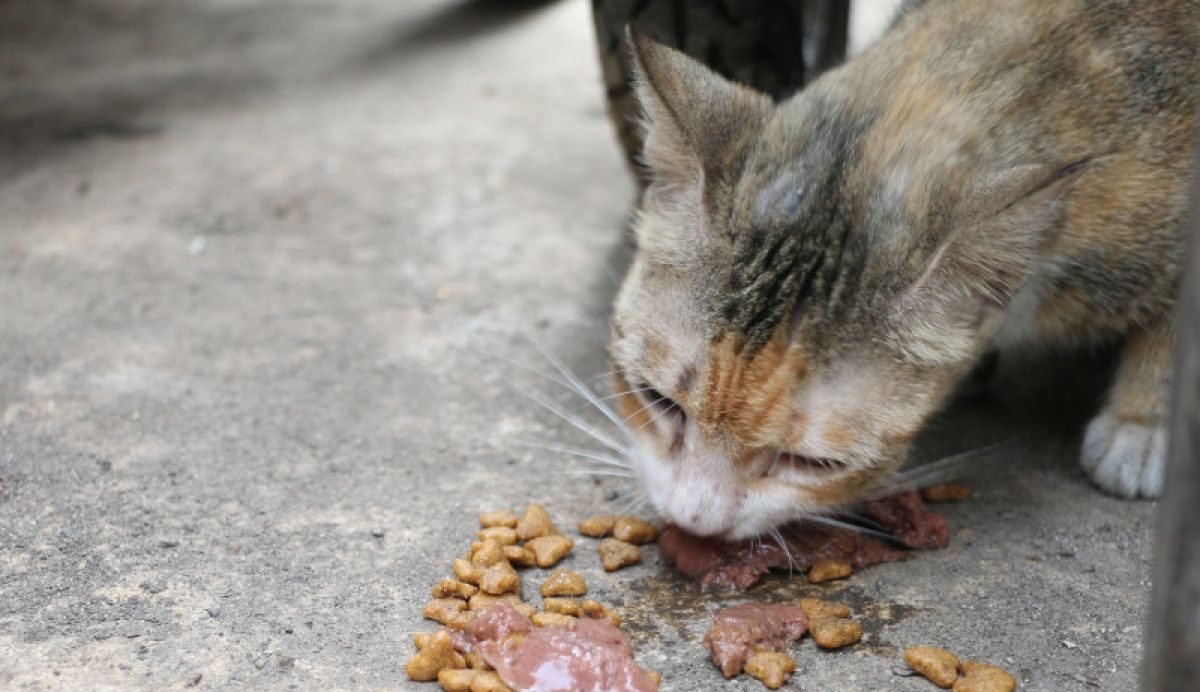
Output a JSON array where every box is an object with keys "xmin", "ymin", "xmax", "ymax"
[{"xmin": 609, "ymin": 0, "xmax": 1198, "ymax": 539}]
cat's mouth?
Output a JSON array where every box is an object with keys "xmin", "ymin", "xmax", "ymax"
[{"xmin": 763, "ymin": 451, "xmax": 849, "ymax": 478}]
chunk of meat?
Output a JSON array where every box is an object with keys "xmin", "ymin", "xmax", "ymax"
[{"xmin": 701, "ymin": 603, "xmax": 809, "ymax": 678}]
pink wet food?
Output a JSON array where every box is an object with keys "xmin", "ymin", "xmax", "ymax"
[
  {"xmin": 473, "ymin": 603, "xmax": 658, "ymax": 692},
  {"xmin": 702, "ymin": 603, "xmax": 809, "ymax": 677},
  {"xmin": 660, "ymin": 490, "xmax": 950, "ymax": 590}
]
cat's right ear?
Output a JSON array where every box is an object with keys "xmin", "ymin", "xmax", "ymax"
[{"xmin": 626, "ymin": 29, "xmax": 771, "ymax": 191}]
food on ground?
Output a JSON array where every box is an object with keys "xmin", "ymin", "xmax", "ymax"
[
  {"xmin": 809, "ymin": 617, "xmax": 862, "ymax": 649},
  {"xmin": 476, "ymin": 527, "xmax": 519, "ymax": 546},
  {"xmin": 478, "ymin": 561, "xmax": 521, "ymax": 596},
  {"xmin": 432, "ymin": 578, "xmax": 479, "ymax": 600},
  {"xmin": 405, "ymin": 628, "xmax": 466, "ymax": 681},
  {"xmin": 798, "ymin": 597, "xmax": 850, "ymax": 621},
  {"xmin": 612, "ymin": 516, "xmax": 658, "ymax": 544},
  {"xmin": 743, "ymin": 652, "xmax": 797, "ymax": 689},
  {"xmin": 808, "ymin": 558, "xmax": 853, "ymax": 583},
  {"xmin": 540, "ymin": 568, "xmax": 587, "ymax": 597},
  {"xmin": 437, "ymin": 668, "xmax": 477, "ymax": 692},
  {"xmin": 476, "ymin": 604, "xmax": 658, "ymax": 692},
  {"xmin": 904, "ymin": 646, "xmax": 960, "ymax": 688},
  {"xmin": 470, "ymin": 540, "xmax": 506, "ymax": 567},
  {"xmin": 578, "ymin": 514, "xmax": 617, "ymax": 537},
  {"xmin": 531, "ymin": 611, "xmax": 576, "ymax": 627},
  {"xmin": 659, "ymin": 490, "xmax": 949, "ymax": 590},
  {"xmin": 525, "ymin": 534, "xmax": 575, "ymax": 567},
  {"xmin": 502, "ymin": 545, "xmax": 536, "ymax": 568},
  {"xmin": 702, "ymin": 603, "xmax": 809, "ymax": 678},
  {"xmin": 921, "ymin": 483, "xmax": 973, "ymax": 503},
  {"xmin": 453, "ymin": 558, "xmax": 482, "ymax": 585},
  {"xmin": 953, "ymin": 661, "xmax": 1016, "ymax": 692},
  {"xmin": 600, "ymin": 538, "xmax": 643, "ymax": 571},
  {"xmin": 515, "ymin": 503, "xmax": 557, "ymax": 540},
  {"xmin": 479, "ymin": 509, "xmax": 519, "ymax": 529}
]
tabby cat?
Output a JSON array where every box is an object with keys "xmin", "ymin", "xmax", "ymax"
[{"xmin": 608, "ymin": 0, "xmax": 1198, "ymax": 539}]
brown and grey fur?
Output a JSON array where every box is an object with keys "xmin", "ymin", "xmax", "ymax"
[{"xmin": 609, "ymin": 0, "xmax": 1198, "ymax": 539}]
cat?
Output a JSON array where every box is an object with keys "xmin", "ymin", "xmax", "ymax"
[{"xmin": 607, "ymin": 0, "xmax": 1198, "ymax": 540}]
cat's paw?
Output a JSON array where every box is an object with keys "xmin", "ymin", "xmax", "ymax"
[{"xmin": 1080, "ymin": 412, "xmax": 1165, "ymax": 499}]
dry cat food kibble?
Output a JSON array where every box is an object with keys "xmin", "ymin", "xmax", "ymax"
[
  {"xmin": 743, "ymin": 652, "xmax": 797, "ymax": 689},
  {"xmin": 612, "ymin": 516, "xmax": 658, "ymax": 544},
  {"xmin": 903, "ymin": 646, "xmax": 1016, "ymax": 691},
  {"xmin": 478, "ymin": 509, "xmax": 519, "ymax": 529},
  {"xmin": 599, "ymin": 538, "xmax": 643, "ymax": 571},
  {"xmin": 531, "ymin": 611, "xmax": 575, "ymax": 628},
  {"xmin": 921, "ymin": 483, "xmax": 973, "ymax": 503},
  {"xmin": 524, "ymin": 534, "xmax": 574, "ymax": 567},
  {"xmin": 953, "ymin": 661, "xmax": 1016, "ymax": 692},
  {"xmin": 478, "ymin": 561, "xmax": 521, "ymax": 596},
  {"xmin": 905, "ymin": 646, "xmax": 960, "ymax": 688},
  {"xmin": 476, "ymin": 527, "xmax": 518, "ymax": 546},
  {"xmin": 432, "ymin": 579, "xmax": 478, "ymax": 600},
  {"xmin": 578, "ymin": 513, "xmax": 617, "ymax": 537},
  {"xmin": 808, "ymin": 558, "xmax": 853, "ymax": 583},
  {"xmin": 515, "ymin": 503, "xmax": 557, "ymax": 540},
  {"xmin": 405, "ymin": 629, "xmax": 466, "ymax": 681},
  {"xmin": 798, "ymin": 597, "xmax": 851, "ymax": 621},
  {"xmin": 540, "ymin": 568, "xmax": 587, "ymax": 597},
  {"xmin": 502, "ymin": 545, "xmax": 536, "ymax": 568},
  {"xmin": 809, "ymin": 617, "xmax": 862, "ymax": 649}
]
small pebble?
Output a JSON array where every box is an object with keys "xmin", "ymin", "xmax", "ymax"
[{"xmin": 371, "ymin": 528, "xmax": 385, "ymax": 538}]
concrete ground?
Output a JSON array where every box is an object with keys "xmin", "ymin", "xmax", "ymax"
[{"xmin": 0, "ymin": 0, "xmax": 1157, "ymax": 690}]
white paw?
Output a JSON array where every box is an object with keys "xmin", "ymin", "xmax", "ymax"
[{"xmin": 1080, "ymin": 412, "xmax": 1165, "ymax": 499}]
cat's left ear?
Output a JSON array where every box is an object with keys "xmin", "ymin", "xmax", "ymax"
[{"xmin": 626, "ymin": 29, "xmax": 772, "ymax": 190}]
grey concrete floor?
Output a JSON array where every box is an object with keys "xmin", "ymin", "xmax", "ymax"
[{"xmin": 0, "ymin": 1, "xmax": 1156, "ymax": 690}]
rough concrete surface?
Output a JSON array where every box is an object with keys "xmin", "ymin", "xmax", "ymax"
[{"xmin": 0, "ymin": 1, "xmax": 1156, "ymax": 690}]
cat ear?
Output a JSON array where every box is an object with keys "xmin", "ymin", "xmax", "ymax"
[
  {"xmin": 626, "ymin": 29, "xmax": 772, "ymax": 189},
  {"xmin": 914, "ymin": 160, "xmax": 1092, "ymax": 307}
]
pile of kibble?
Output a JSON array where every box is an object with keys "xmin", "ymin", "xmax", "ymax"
[{"xmin": 405, "ymin": 504, "xmax": 658, "ymax": 691}]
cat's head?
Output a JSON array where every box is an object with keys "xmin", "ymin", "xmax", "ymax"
[{"xmin": 610, "ymin": 33, "xmax": 1087, "ymax": 539}]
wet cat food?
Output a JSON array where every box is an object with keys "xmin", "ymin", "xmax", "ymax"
[
  {"xmin": 702, "ymin": 603, "xmax": 810, "ymax": 678},
  {"xmin": 660, "ymin": 490, "xmax": 949, "ymax": 590}
]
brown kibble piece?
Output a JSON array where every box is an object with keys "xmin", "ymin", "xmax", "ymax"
[
  {"xmin": 580, "ymin": 599, "xmax": 622, "ymax": 626},
  {"xmin": 454, "ymin": 558, "xmax": 483, "ymax": 585},
  {"xmin": 438, "ymin": 668, "xmax": 477, "ymax": 691},
  {"xmin": 433, "ymin": 578, "xmax": 479, "ymax": 600},
  {"xmin": 921, "ymin": 483, "xmax": 973, "ymax": 503},
  {"xmin": 744, "ymin": 652, "xmax": 797, "ymax": 690},
  {"xmin": 599, "ymin": 538, "xmax": 642, "ymax": 572},
  {"xmin": 444, "ymin": 611, "xmax": 475, "ymax": 632},
  {"xmin": 542, "ymin": 597, "xmax": 582, "ymax": 616},
  {"xmin": 526, "ymin": 534, "xmax": 575, "ymax": 567},
  {"xmin": 503, "ymin": 545, "xmax": 536, "ymax": 568},
  {"xmin": 540, "ymin": 568, "xmax": 587, "ymax": 596},
  {"xmin": 469, "ymin": 671, "xmax": 513, "ymax": 692},
  {"xmin": 476, "ymin": 527, "xmax": 519, "ymax": 546},
  {"xmin": 405, "ymin": 629, "xmax": 466, "ymax": 681},
  {"xmin": 577, "ymin": 514, "xmax": 616, "ymax": 537},
  {"xmin": 479, "ymin": 509, "xmax": 519, "ymax": 529},
  {"xmin": 612, "ymin": 516, "xmax": 657, "ymax": 544},
  {"xmin": 516, "ymin": 503, "xmax": 556, "ymax": 540},
  {"xmin": 424, "ymin": 598, "xmax": 467, "ymax": 625},
  {"xmin": 470, "ymin": 539, "xmax": 507, "ymax": 567},
  {"xmin": 953, "ymin": 661, "xmax": 1016, "ymax": 692},
  {"xmin": 810, "ymin": 617, "xmax": 863, "ymax": 649},
  {"xmin": 464, "ymin": 652, "xmax": 491, "ymax": 670},
  {"xmin": 809, "ymin": 558, "xmax": 853, "ymax": 583},
  {"xmin": 479, "ymin": 561, "xmax": 521, "ymax": 595},
  {"xmin": 531, "ymin": 611, "xmax": 576, "ymax": 627},
  {"xmin": 904, "ymin": 646, "xmax": 960, "ymax": 688},
  {"xmin": 414, "ymin": 631, "xmax": 433, "ymax": 650},
  {"xmin": 799, "ymin": 597, "xmax": 851, "ymax": 622}
]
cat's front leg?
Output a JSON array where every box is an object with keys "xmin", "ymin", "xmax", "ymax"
[{"xmin": 1081, "ymin": 321, "xmax": 1172, "ymax": 498}]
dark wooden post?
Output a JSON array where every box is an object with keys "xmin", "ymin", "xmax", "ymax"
[{"xmin": 1142, "ymin": 146, "xmax": 1200, "ymax": 690}]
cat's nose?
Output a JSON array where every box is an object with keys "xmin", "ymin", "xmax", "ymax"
[{"xmin": 661, "ymin": 471, "xmax": 740, "ymax": 537}]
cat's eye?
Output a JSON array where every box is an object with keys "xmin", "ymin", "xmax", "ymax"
[{"xmin": 637, "ymin": 384, "xmax": 683, "ymax": 418}]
